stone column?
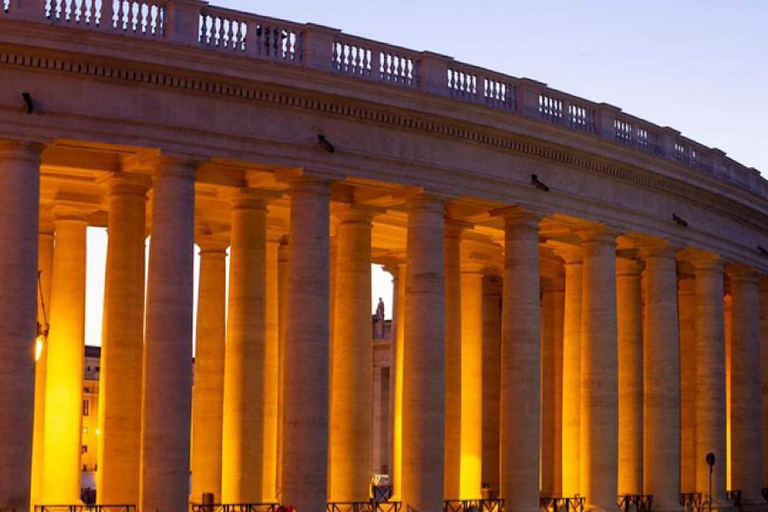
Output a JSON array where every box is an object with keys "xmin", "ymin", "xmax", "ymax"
[
  {"xmin": 541, "ymin": 276, "xmax": 565, "ymax": 496},
  {"xmin": 641, "ymin": 244, "xmax": 681, "ymax": 512},
  {"xmin": 616, "ymin": 257, "xmax": 643, "ymax": 495},
  {"xmin": 222, "ymin": 189, "xmax": 269, "ymax": 503},
  {"xmin": 329, "ymin": 207, "xmax": 374, "ymax": 502},
  {"xmin": 97, "ymin": 173, "xmax": 149, "ymax": 505},
  {"xmin": 276, "ymin": 236, "xmax": 289, "ymax": 496},
  {"xmin": 141, "ymin": 158, "xmax": 196, "ymax": 512},
  {"xmin": 482, "ymin": 274, "xmax": 502, "ymax": 495},
  {"xmin": 0, "ymin": 141, "xmax": 41, "ymax": 512},
  {"xmin": 761, "ymin": 277, "xmax": 768, "ymax": 489},
  {"xmin": 263, "ymin": 232, "xmax": 281, "ymax": 502},
  {"xmin": 559, "ymin": 249, "xmax": 583, "ymax": 497},
  {"xmin": 444, "ymin": 219, "xmax": 464, "ymax": 500},
  {"xmin": 691, "ymin": 255, "xmax": 727, "ymax": 508},
  {"xmin": 460, "ymin": 262, "xmax": 484, "ymax": 499},
  {"xmin": 678, "ymin": 276, "xmax": 697, "ymax": 493},
  {"xmin": 392, "ymin": 261, "xmax": 407, "ymax": 499},
  {"xmin": 727, "ymin": 265, "xmax": 762, "ymax": 510},
  {"xmin": 402, "ymin": 193, "xmax": 445, "ymax": 512},
  {"xmin": 42, "ymin": 204, "xmax": 88, "ymax": 504},
  {"xmin": 384, "ymin": 263, "xmax": 400, "ymax": 485},
  {"xmin": 31, "ymin": 218, "xmax": 54, "ymax": 508},
  {"xmin": 190, "ymin": 233, "xmax": 228, "ymax": 502},
  {"xmin": 498, "ymin": 207, "xmax": 542, "ymax": 512},
  {"xmin": 580, "ymin": 228, "xmax": 618, "ymax": 512},
  {"xmin": 281, "ymin": 178, "xmax": 332, "ymax": 512}
]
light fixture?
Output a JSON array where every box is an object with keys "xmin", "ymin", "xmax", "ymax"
[
  {"xmin": 35, "ymin": 270, "xmax": 49, "ymax": 362},
  {"xmin": 758, "ymin": 245, "xmax": 768, "ymax": 257},
  {"xmin": 318, "ymin": 134, "xmax": 335, "ymax": 153},
  {"xmin": 22, "ymin": 92, "xmax": 34, "ymax": 114},
  {"xmin": 672, "ymin": 213, "xmax": 688, "ymax": 228},
  {"xmin": 531, "ymin": 174, "xmax": 550, "ymax": 192}
]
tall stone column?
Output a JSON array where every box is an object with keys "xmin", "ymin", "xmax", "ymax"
[
  {"xmin": 384, "ymin": 263, "xmax": 400, "ymax": 486},
  {"xmin": 691, "ymin": 255, "xmax": 727, "ymax": 508},
  {"xmin": 392, "ymin": 261, "xmax": 407, "ymax": 499},
  {"xmin": 190, "ymin": 233, "xmax": 228, "ymax": 502},
  {"xmin": 616, "ymin": 257, "xmax": 643, "ymax": 495},
  {"xmin": 263, "ymin": 232, "xmax": 281, "ymax": 501},
  {"xmin": 580, "ymin": 228, "xmax": 618, "ymax": 512},
  {"xmin": 329, "ymin": 208, "xmax": 374, "ymax": 502},
  {"xmin": 281, "ymin": 177, "xmax": 332, "ymax": 512},
  {"xmin": 727, "ymin": 265, "xmax": 762, "ymax": 510},
  {"xmin": 97, "ymin": 173, "xmax": 149, "ymax": 505},
  {"xmin": 498, "ymin": 207, "xmax": 542, "ymax": 512},
  {"xmin": 761, "ymin": 277, "xmax": 768, "ymax": 489},
  {"xmin": 42, "ymin": 204, "xmax": 88, "ymax": 504},
  {"xmin": 31, "ymin": 218, "xmax": 54, "ymax": 508},
  {"xmin": 481, "ymin": 274, "xmax": 502, "ymax": 495},
  {"xmin": 678, "ymin": 276, "xmax": 697, "ymax": 493},
  {"xmin": 444, "ymin": 219, "xmax": 464, "ymax": 500},
  {"xmin": 0, "ymin": 141, "xmax": 41, "ymax": 512},
  {"xmin": 276, "ymin": 236, "xmax": 289, "ymax": 496},
  {"xmin": 460, "ymin": 263, "xmax": 484, "ymax": 499},
  {"xmin": 641, "ymin": 244, "xmax": 681, "ymax": 512},
  {"xmin": 222, "ymin": 189, "xmax": 269, "ymax": 503},
  {"xmin": 559, "ymin": 249, "xmax": 583, "ymax": 497},
  {"xmin": 402, "ymin": 193, "xmax": 445, "ymax": 512},
  {"xmin": 541, "ymin": 276, "xmax": 565, "ymax": 496},
  {"xmin": 141, "ymin": 158, "xmax": 196, "ymax": 512}
]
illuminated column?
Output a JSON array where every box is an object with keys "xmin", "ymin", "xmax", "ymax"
[
  {"xmin": 190, "ymin": 233, "xmax": 228, "ymax": 502},
  {"xmin": 392, "ymin": 261, "xmax": 406, "ymax": 499},
  {"xmin": 691, "ymin": 255, "xmax": 727, "ymax": 508},
  {"xmin": 383, "ymin": 263, "xmax": 399, "ymax": 485},
  {"xmin": 559, "ymin": 249, "xmax": 583, "ymax": 497},
  {"xmin": 402, "ymin": 193, "xmax": 445, "ymax": 512},
  {"xmin": 97, "ymin": 173, "xmax": 149, "ymax": 505},
  {"xmin": 31, "ymin": 218, "xmax": 54, "ymax": 507},
  {"xmin": 641, "ymin": 244, "xmax": 681, "ymax": 512},
  {"xmin": 580, "ymin": 228, "xmax": 618, "ymax": 512},
  {"xmin": 141, "ymin": 158, "xmax": 196, "ymax": 512},
  {"xmin": 498, "ymin": 207, "xmax": 542, "ymax": 512},
  {"xmin": 481, "ymin": 274, "xmax": 502, "ymax": 494},
  {"xmin": 329, "ymin": 207, "xmax": 374, "ymax": 501},
  {"xmin": 263, "ymin": 232, "xmax": 280, "ymax": 501},
  {"xmin": 222, "ymin": 189, "xmax": 269, "ymax": 503},
  {"xmin": 541, "ymin": 275, "xmax": 565, "ymax": 496},
  {"xmin": 616, "ymin": 257, "xmax": 643, "ymax": 495},
  {"xmin": 42, "ymin": 204, "xmax": 88, "ymax": 504},
  {"xmin": 444, "ymin": 219, "xmax": 464, "ymax": 500},
  {"xmin": 281, "ymin": 177, "xmax": 332, "ymax": 512},
  {"xmin": 728, "ymin": 265, "xmax": 762, "ymax": 510},
  {"xmin": 679, "ymin": 276, "xmax": 697, "ymax": 493},
  {"xmin": 276, "ymin": 236, "xmax": 289, "ymax": 495},
  {"xmin": 0, "ymin": 141, "xmax": 41, "ymax": 512},
  {"xmin": 761, "ymin": 277, "xmax": 768, "ymax": 489},
  {"xmin": 460, "ymin": 262, "xmax": 484, "ymax": 499}
]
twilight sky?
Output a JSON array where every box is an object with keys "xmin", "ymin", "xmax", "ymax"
[{"xmin": 83, "ymin": 1, "xmax": 766, "ymax": 346}]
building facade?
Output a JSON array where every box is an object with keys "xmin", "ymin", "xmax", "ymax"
[{"xmin": 0, "ymin": 2, "xmax": 767, "ymax": 512}]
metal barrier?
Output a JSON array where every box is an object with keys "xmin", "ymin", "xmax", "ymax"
[
  {"xmin": 443, "ymin": 499, "xmax": 504, "ymax": 512},
  {"xmin": 189, "ymin": 503, "xmax": 279, "ymax": 512},
  {"xmin": 679, "ymin": 493, "xmax": 704, "ymax": 512},
  {"xmin": 326, "ymin": 501, "xmax": 401, "ymax": 512},
  {"xmin": 617, "ymin": 495, "xmax": 653, "ymax": 512},
  {"xmin": 539, "ymin": 496, "xmax": 584, "ymax": 512},
  {"xmin": 35, "ymin": 506, "xmax": 136, "ymax": 512},
  {"xmin": 726, "ymin": 490, "xmax": 742, "ymax": 512}
]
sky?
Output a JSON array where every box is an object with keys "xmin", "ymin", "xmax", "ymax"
[{"xmin": 83, "ymin": 1, "xmax": 766, "ymax": 346}]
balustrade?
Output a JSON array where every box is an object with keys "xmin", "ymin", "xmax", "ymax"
[
  {"xmin": 617, "ymin": 494, "xmax": 653, "ymax": 512},
  {"xmin": 443, "ymin": 499, "xmax": 504, "ymax": 512},
  {"xmin": 188, "ymin": 503, "xmax": 279, "ymax": 512},
  {"xmin": 725, "ymin": 490, "xmax": 742, "ymax": 512},
  {"xmin": 199, "ymin": 9, "xmax": 247, "ymax": 51},
  {"xmin": 539, "ymin": 496, "xmax": 584, "ymax": 512},
  {"xmin": 326, "ymin": 501, "xmax": 400, "ymax": 512},
  {"xmin": 679, "ymin": 493, "xmax": 704, "ymax": 512},
  {"xmin": 34, "ymin": 506, "xmax": 135, "ymax": 512},
  {"xmin": 45, "ymin": 0, "xmax": 99, "ymax": 26},
  {"xmin": 332, "ymin": 35, "xmax": 417, "ymax": 87},
  {"xmin": 111, "ymin": 0, "xmax": 165, "ymax": 37}
]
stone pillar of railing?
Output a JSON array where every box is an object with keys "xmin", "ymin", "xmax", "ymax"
[
  {"xmin": 302, "ymin": 24, "xmax": 341, "ymax": 71},
  {"xmin": 595, "ymin": 103, "xmax": 621, "ymax": 141},
  {"xmin": 418, "ymin": 51, "xmax": 453, "ymax": 96},
  {"xmin": 514, "ymin": 78, "xmax": 545, "ymax": 117},
  {"xmin": 7, "ymin": 0, "xmax": 45, "ymax": 20},
  {"xmin": 165, "ymin": 0, "xmax": 206, "ymax": 44},
  {"xmin": 660, "ymin": 127, "xmax": 681, "ymax": 160}
]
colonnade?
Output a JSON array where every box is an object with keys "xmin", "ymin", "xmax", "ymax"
[{"xmin": 0, "ymin": 142, "xmax": 766, "ymax": 512}]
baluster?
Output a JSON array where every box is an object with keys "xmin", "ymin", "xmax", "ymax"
[
  {"xmin": 227, "ymin": 19, "xmax": 235, "ymax": 49},
  {"xmin": 332, "ymin": 41, "xmax": 339, "ymax": 68},
  {"xmin": 396, "ymin": 56, "xmax": 403, "ymax": 83}
]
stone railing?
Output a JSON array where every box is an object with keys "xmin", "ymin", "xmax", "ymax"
[{"xmin": 1, "ymin": 0, "xmax": 765, "ymax": 198}]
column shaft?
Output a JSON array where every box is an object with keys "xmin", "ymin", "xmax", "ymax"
[
  {"xmin": 541, "ymin": 278, "xmax": 564, "ymax": 496},
  {"xmin": 0, "ymin": 142, "xmax": 41, "ymax": 511},
  {"xmin": 481, "ymin": 275, "xmax": 502, "ymax": 495},
  {"xmin": 276, "ymin": 237, "xmax": 289, "ymax": 496},
  {"xmin": 444, "ymin": 221, "xmax": 463, "ymax": 500},
  {"xmin": 402, "ymin": 194, "xmax": 445, "ymax": 512},
  {"xmin": 499, "ymin": 209, "xmax": 541, "ymax": 512},
  {"xmin": 392, "ymin": 262, "xmax": 406, "ymax": 499},
  {"xmin": 728, "ymin": 267, "xmax": 762, "ymax": 509},
  {"xmin": 679, "ymin": 277, "xmax": 697, "ymax": 493},
  {"xmin": 460, "ymin": 268, "xmax": 484, "ymax": 499},
  {"xmin": 281, "ymin": 178, "xmax": 331, "ymax": 512},
  {"xmin": 190, "ymin": 237, "xmax": 227, "ymax": 502},
  {"xmin": 642, "ymin": 248, "xmax": 681, "ymax": 511},
  {"xmin": 616, "ymin": 258, "xmax": 643, "ymax": 495},
  {"xmin": 580, "ymin": 231, "xmax": 618, "ymax": 512},
  {"xmin": 141, "ymin": 160, "xmax": 196, "ymax": 512},
  {"xmin": 329, "ymin": 210, "xmax": 373, "ymax": 501},
  {"xmin": 42, "ymin": 209, "xmax": 87, "ymax": 504},
  {"xmin": 222, "ymin": 192, "xmax": 268, "ymax": 503},
  {"xmin": 263, "ymin": 236, "xmax": 280, "ymax": 501},
  {"xmin": 97, "ymin": 175, "xmax": 149, "ymax": 504},
  {"xmin": 561, "ymin": 254, "xmax": 583, "ymax": 497},
  {"xmin": 761, "ymin": 278, "xmax": 768, "ymax": 489}
]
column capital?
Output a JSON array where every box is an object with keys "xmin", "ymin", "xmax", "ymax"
[
  {"xmin": 444, "ymin": 217, "xmax": 472, "ymax": 239},
  {"xmin": 51, "ymin": 201, "xmax": 90, "ymax": 224},
  {"xmin": 276, "ymin": 168, "xmax": 340, "ymax": 190},
  {"xmin": 726, "ymin": 263, "xmax": 759, "ymax": 284},
  {"xmin": 759, "ymin": 276, "xmax": 768, "ymax": 292},
  {"xmin": 152, "ymin": 155, "xmax": 199, "ymax": 180},
  {"xmin": 0, "ymin": 140, "xmax": 45, "ymax": 161},
  {"xmin": 225, "ymin": 187, "xmax": 281, "ymax": 209},
  {"xmin": 197, "ymin": 234, "xmax": 229, "ymax": 254},
  {"xmin": 681, "ymin": 249, "xmax": 722, "ymax": 272},
  {"xmin": 616, "ymin": 257, "xmax": 644, "ymax": 277},
  {"xmin": 401, "ymin": 190, "xmax": 446, "ymax": 213},
  {"xmin": 333, "ymin": 203, "xmax": 383, "ymax": 224},
  {"xmin": 636, "ymin": 238, "xmax": 679, "ymax": 260},
  {"xmin": 577, "ymin": 225, "xmax": 620, "ymax": 245},
  {"xmin": 490, "ymin": 205, "xmax": 545, "ymax": 229},
  {"xmin": 98, "ymin": 172, "xmax": 152, "ymax": 196},
  {"xmin": 552, "ymin": 244, "xmax": 584, "ymax": 265}
]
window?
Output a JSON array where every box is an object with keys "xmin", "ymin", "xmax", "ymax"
[{"xmin": 83, "ymin": 399, "xmax": 90, "ymax": 417}]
